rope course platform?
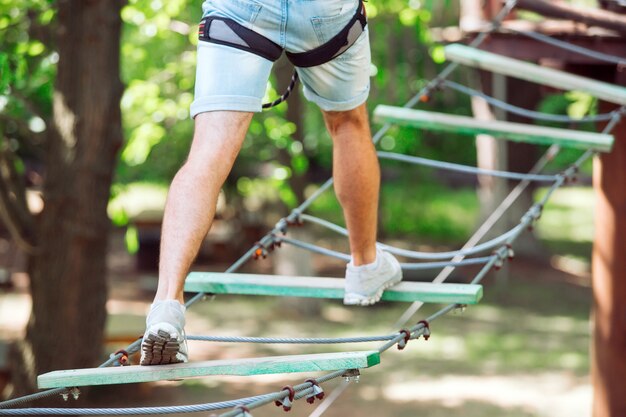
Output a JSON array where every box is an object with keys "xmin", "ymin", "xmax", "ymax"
[
  {"xmin": 184, "ymin": 272, "xmax": 484, "ymax": 304},
  {"xmin": 444, "ymin": 43, "xmax": 626, "ymax": 105},
  {"xmin": 37, "ymin": 351, "xmax": 380, "ymax": 388},
  {"xmin": 373, "ymin": 106, "xmax": 615, "ymax": 151}
]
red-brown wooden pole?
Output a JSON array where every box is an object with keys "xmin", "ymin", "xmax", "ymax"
[{"xmin": 592, "ymin": 70, "xmax": 626, "ymax": 417}]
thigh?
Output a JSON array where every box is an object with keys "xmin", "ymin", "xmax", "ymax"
[{"xmin": 191, "ymin": 0, "xmax": 276, "ymax": 117}]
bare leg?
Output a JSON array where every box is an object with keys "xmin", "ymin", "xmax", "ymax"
[
  {"xmin": 322, "ymin": 103, "xmax": 379, "ymax": 266},
  {"xmin": 154, "ymin": 111, "xmax": 253, "ymax": 303}
]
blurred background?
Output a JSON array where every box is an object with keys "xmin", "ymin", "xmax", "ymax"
[{"xmin": 1, "ymin": 0, "xmax": 624, "ymax": 416}]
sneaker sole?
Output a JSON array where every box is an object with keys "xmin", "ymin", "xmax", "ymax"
[
  {"xmin": 140, "ymin": 328, "xmax": 187, "ymax": 366},
  {"xmin": 343, "ymin": 274, "xmax": 403, "ymax": 306}
]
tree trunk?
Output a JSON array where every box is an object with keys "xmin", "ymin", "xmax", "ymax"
[
  {"xmin": 592, "ymin": 70, "xmax": 626, "ymax": 417},
  {"xmin": 473, "ymin": 70, "xmax": 546, "ymax": 261},
  {"xmin": 8, "ymin": 0, "xmax": 124, "ymax": 398}
]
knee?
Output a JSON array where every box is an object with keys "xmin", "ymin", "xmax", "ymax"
[{"xmin": 323, "ymin": 105, "xmax": 369, "ymax": 137}]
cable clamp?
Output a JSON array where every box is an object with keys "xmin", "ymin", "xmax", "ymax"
[
  {"xmin": 269, "ymin": 233, "xmax": 282, "ymax": 250},
  {"xmin": 275, "ymin": 218, "xmax": 289, "ymax": 235},
  {"xmin": 397, "ymin": 329, "xmax": 411, "ymax": 350},
  {"xmin": 342, "ymin": 368, "xmax": 361, "ymax": 383},
  {"xmin": 417, "ymin": 320, "xmax": 430, "ymax": 340},
  {"xmin": 252, "ymin": 241, "xmax": 269, "ymax": 260},
  {"xmin": 431, "ymin": 77, "xmax": 445, "ymax": 92},
  {"xmin": 275, "ymin": 385, "xmax": 295, "ymax": 412},
  {"xmin": 561, "ymin": 166, "xmax": 579, "ymax": 184},
  {"xmin": 492, "ymin": 244, "xmax": 514, "ymax": 270},
  {"xmin": 454, "ymin": 304, "xmax": 467, "ymax": 314},
  {"xmin": 491, "ymin": 248, "xmax": 505, "ymax": 271},
  {"xmin": 112, "ymin": 349, "xmax": 130, "ymax": 366},
  {"xmin": 286, "ymin": 210, "xmax": 303, "ymax": 227},
  {"xmin": 69, "ymin": 387, "xmax": 81, "ymax": 400},
  {"xmin": 202, "ymin": 293, "xmax": 216, "ymax": 302},
  {"xmin": 505, "ymin": 244, "xmax": 515, "ymax": 261},
  {"xmin": 304, "ymin": 379, "xmax": 325, "ymax": 403},
  {"xmin": 521, "ymin": 204, "xmax": 543, "ymax": 232},
  {"xmin": 234, "ymin": 405, "xmax": 253, "ymax": 417}
]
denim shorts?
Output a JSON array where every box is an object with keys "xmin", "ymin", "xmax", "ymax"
[{"xmin": 190, "ymin": 0, "xmax": 371, "ymax": 117}]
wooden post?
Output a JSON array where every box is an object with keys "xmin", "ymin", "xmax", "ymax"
[
  {"xmin": 592, "ymin": 69, "xmax": 626, "ymax": 417},
  {"xmin": 472, "ymin": 73, "xmax": 509, "ymax": 241}
]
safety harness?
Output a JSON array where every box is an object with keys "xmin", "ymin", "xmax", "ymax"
[{"xmin": 198, "ymin": 1, "xmax": 368, "ymax": 108}]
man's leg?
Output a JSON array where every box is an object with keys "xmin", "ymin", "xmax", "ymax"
[
  {"xmin": 141, "ymin": 111, "xmax": 252, "ymax": 365},
  {"xmin": 322, "ymin": 103, "xmax": 378, "ymax": 266},
  {"xmin": 322, "ymin": 103, "xmax": 402, "ymax": 306},
  {"xmin": 155, "ymin": 111, "xmax": 253, "ymax": 303}
]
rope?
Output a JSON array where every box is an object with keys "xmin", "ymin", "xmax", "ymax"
[
  {"xmin": 300, "ymin": 213, "xmax": 527, "ymax": 260},
  {"xmin": 278, "ymin": 236, "xmax": 493, "ymax": 269},
  {"xmin": 377, "ymin": 150, "xmax": 560, "ymax": 181},
  {"xmin": 262, "ymin": 71, "xmax": 299, "ymax": 109},
  {"xmin": 188, "ymin": 334, "xmax": 398, "ymax": 344},
  {"xmin": 502, "ymin": 27, "xmax": 626, "ymax": 66},
  {"xmin": 442, "ymin": 80, "xmax": 618, "ymax": 123},
  {"xmin": 0, "ymin": 394, "xmax": 277, "ymax": 415}
]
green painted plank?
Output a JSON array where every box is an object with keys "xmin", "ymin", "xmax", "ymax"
[
  {"xmin": 373, "ymin": 106, "xmax": 614, "ymax": 152},
  {"xmin": 184, "ymin": 272, "xmax": 483, "ymax": 304},
  {"xmin": 38, "ymin": 351, "xmax": 380, "ymax": 388},
  {"xmin": 444, "ymin": 43, "xmax": 626, "ymax": 105}
]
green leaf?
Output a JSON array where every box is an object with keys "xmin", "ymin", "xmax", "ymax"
[{"xmin": 125, "ymin": 225, "xmax": 140, "ymax": 254}]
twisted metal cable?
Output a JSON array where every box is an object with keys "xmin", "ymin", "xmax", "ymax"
[
  {"xmin": 0, "ymin": 394, "xmax": 277, "ymax": 415},
  {"xmin": 442, "ymin": 80, "xmax": 618, "ymax": 123},
  {"xmin": 377, "ymin": 150, "xmax": 559, "ymax": 181},
  {"xmin": 501, "ymin": 27, "xmax": 626, "ymax": 66},
  {"xmin": 188, "ymin": 334, "xmax": 397, "ymax": 344},
  {"xmin": 300, "ymin": 213, "xmax": 526, "ymax": 260},
  {"xmin": 278, "ymin": 236, "xmax": 493, "ymax": 269}
]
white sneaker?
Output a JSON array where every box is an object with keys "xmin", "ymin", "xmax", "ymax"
[
  {"xmin": 140, "ymin": 300, "xmax": 189, "ymax": 366},
  {"xmin": 343, "ymin": 248, "xmax": 403, "ymax": 306}
]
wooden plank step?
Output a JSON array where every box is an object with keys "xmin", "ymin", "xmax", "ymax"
[
  {"xmin": 444, "ymin": 43, "xmax": 626, "ymax": 105},
  {"xmin": 38, "ymin": 351, "xmax": 380, "ymax": 388},
  {"xmin": 373, "ymin": 106, "xmax": 614, "ymax": 152},
  {"xmin": 184, "ymin": 272, "xmax": 483, "ymax": 304}
]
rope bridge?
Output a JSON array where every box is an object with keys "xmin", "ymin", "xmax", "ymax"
[{"xmin": 1, "ymin": 0, "xmax": 625, "ymax": 415}]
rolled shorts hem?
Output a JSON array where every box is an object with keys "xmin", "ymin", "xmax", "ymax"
[
  {"xmin": 190, "ymin": 95, "xmax": 261, "ymax": 118},
  {"xmin": 302, "ymin": 84, "xmax": 370, "ymax": 112}
]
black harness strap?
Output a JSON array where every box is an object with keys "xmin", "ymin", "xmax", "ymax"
[
  {"xmin": 198, "ymin": 1, "xmax": 367, "ymax": 67},
  {"xmin": 199, "ymin": 17, "xmax": 282, "ymax": 62},
  {"xmin": 286, "ymin": 1, "xmax": 367, "ymax": 68}
]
